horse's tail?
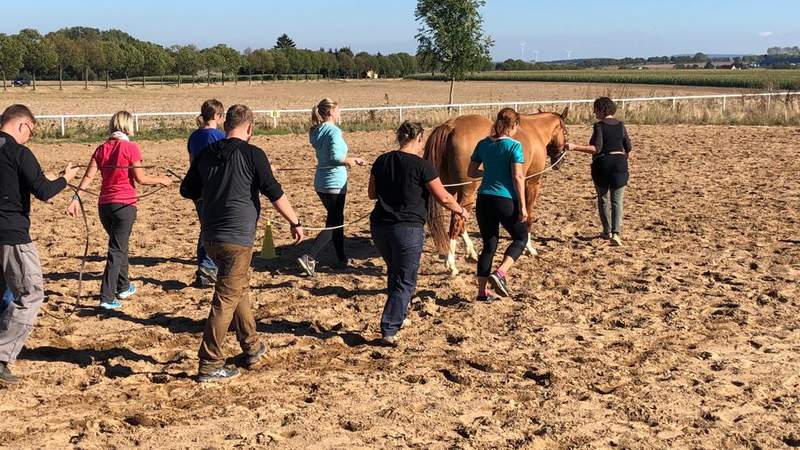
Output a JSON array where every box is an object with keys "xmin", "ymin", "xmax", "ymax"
[{"xmin": 424, "ymin": 120, "xmax": 455, "ymax": 255}]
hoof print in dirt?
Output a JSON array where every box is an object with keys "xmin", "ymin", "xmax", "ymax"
[
  {"xmin": 440, "ymin": 368, "xmax": 469, "ymax": 385},
  {"xmin": 523, "ymin": 369, "xmax": 552, "ymax": 387},
  {"xmin": 455, "ymin": 423, "xmax": 476, "ymax": 439},
  {"xmin": 124, "ymin": 414, "xmax": 164, "ymax": 428},
  {"xmin": 446, "ymin": 333, "xmax": 466, "ymax": 345},
  {"xmin": 404, "ymin": 374, "xmax": 427, "ymax": 384},
  {"xmin": 783, "ymin": 434, "xmax": 800, "ymax": 448},
  {"xmin": 339, "ymin": 416, "xmax": 373, "ymax": 432}
]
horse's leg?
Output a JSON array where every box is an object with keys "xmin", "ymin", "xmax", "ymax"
[
  {"xmin": 457, "ymin": 190, "xmax": 478, "ymax": 262},
  {"xmin": 525, "ymin": 177, "xmax": 543, "ymax": 256},
  {"xmin": 446, "ymin": 211, "xmax": 462, "ymax": 277}
]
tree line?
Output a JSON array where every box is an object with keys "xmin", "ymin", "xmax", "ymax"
[{"xmin": 0, "ymin": 28, "xmax": 420, "ymax": 90}]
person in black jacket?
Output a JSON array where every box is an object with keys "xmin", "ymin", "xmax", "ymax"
[
  {"xmin": 0, "ymin": 104, "xmax": 79, "ymax": 384},
  {"xmin": 567, "ymin": 97, "xmax": 633, "ymax": 246},
  {"xmin": 180, "ymin": 104, "xmax": 304, "ymax": 382}
]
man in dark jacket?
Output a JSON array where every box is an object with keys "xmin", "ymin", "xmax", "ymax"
[
  {"xmin": 0, "ymin": 104, "xmax": 79, "ymax": 384},
  {"xmin": 180, "ymin": 104, "xmax": 304, "ymax": 382}
]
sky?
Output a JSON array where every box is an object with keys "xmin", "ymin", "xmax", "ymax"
[{"xmin": 2, "ymin": 0, "xmax": 798, "ymax": 61}]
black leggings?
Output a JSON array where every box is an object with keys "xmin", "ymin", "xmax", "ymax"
[
  {"xmin": 476, "ymin": 194, "xmax": 529, "ymax": 277},
  {"xmin": 308, "ymin": 189, "xmax": 347, "ymax": 261},
  {"xmin": 98, "ymin": 203, "xmax": 137, "ymax": 302}
]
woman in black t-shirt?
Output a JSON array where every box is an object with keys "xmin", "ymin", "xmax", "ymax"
[
  {"xmin": 368, "ymin": 121, "xmax": 468, "ymax": 345},
  {"xmin": 567, "ymin": 97, "xmax": 633, "ymax": 246}
]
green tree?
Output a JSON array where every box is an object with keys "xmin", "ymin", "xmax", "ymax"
[
  {"xmin": 141, "ymin": 43, "xmax": 173, "ymax": 86},
  {"xmin": 274, "ymin": 33, "xmax": 296, "ymax": 50},
  {"xmin": 0, "ymin": 34, "xmax": 23, "ymax": 91},
  {"xmin": 202, "ymin": 46, "xmax": 224, "ymax": 85},
  {"xmin": 44, "ymin": 33, "xmax": 76, "ymax": 90},
  {"xmin": 248, "ymin": 49, "xmax": 275, "ymax": 81},
  {"xmin": 173, "ymin": 44, "xmax": 201, "ymax": 86},
  {"xmin": 415, "ymin": 0, "xmax": 493, "ymax": 104},
  {"xmin": 120, "ymin": 42, "xmax": 144, "ymax": 87},
  {"xmin": 211, "ymin": 44, "xmax": 241, "ymax": 85},
  {"xmin": 16, "ymin": 29, "xmax": 58, "ymax": 90},
  {"xmin": 98, "ymin": 41, "xmax": 122, "ymax": 88},
  {"xmin": 272, "ymin": 50, "xmax": 289, "ymax": 78}
]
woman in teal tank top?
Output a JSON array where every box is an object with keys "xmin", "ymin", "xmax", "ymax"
[{"xmin": 297, "ymin": 99, "xmax": 366, "ymax": 277}]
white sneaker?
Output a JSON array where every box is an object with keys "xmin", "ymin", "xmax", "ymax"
[
  {"xmin": 297, "ymin": 255, "xmax": 316, "ymax": 277},
  {"xmin": 610, "ymin": 233, "xmax": 622, "ymax": 246}
]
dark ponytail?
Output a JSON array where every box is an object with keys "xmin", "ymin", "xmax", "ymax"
[{"xmin": 397, "ymin": 121, "xmax": 424, "ymax": 147}]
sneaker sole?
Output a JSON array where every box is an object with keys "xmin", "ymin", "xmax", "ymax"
[
  {"xmin": 489, "ymin": 274, "xmax": 510, "ymax": 297},
  {"xmin": 197, "ymin": 371, "xmax": 241, "ymax": 383},
  {"xmin": 296, "ymin": 258, "xmax": 315, "ymax": 277},
  {"xmin": 244, "ymin": 346, "xmax": 268, "ymax": 368}
]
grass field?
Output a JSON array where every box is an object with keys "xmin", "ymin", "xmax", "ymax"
[{"xmin": 408, "ymin": 69, "xmax": 800, "ymax": 90}]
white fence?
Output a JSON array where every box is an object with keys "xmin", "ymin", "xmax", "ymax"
[{"xmin": 36, "ymin": 91, "xmax": 799, "ymax": 137}]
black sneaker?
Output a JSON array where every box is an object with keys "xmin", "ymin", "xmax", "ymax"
[
  {"xmin": 195, "ymin": 267, "xmax": 217, "ymax": 287},
  {"xmin": 489, "ymin": 272, "xmax": 511, "ymax": 297},
  {"xmin": 297, "ymin": 255, "xmax": 316, "ymax": 277},
  {"xmin": 197, "ymin": 366, "xmax": 240, "ymax": 383},
  {"xmin": 0, "ymin": 361, "xmax": 20, "ymax": 385},
  {"xmin": 243, "ymin": 342, "xmax": 267, "ymax": 368},
  {"xmin": 476, "ymin": 294, "xmax": 498, "ymax": 303}
]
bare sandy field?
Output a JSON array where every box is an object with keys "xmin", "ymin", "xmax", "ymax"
[
  {"xmin": 0, "ymin": 124, "xmax": 798, "ymax": 449},
  {"xmin": 1, "ymin": 80, "xmax": 743, "ymax": 115}
]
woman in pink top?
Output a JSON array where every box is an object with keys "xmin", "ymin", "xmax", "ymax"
[{"xmin": 68, "ymin": 111, "xmax": 172, "ymax": 310}]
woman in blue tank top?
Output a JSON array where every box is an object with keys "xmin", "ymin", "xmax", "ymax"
[{"xmin": 297, "ymin": 99, "xmax": 366, "ymax": 277}]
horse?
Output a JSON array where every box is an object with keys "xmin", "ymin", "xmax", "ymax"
[{"xmin": 424, "ymin": 108, "xmax": 569, "ymax": 277}]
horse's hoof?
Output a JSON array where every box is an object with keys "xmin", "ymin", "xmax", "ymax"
[
  {"xmin": 466, "ymin": 254, "xmax": 478, "ymax": 263},
  {"xmin": 449, "ymin": 270, "xmax": 460, "ymax": 278},
  {"xmin": 526, "ymin": 247, "xmax": 538, "ymax": 257}
]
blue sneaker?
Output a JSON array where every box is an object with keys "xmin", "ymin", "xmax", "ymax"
[
  {"xmin": 116, "ymin": 283, "xmax": 137, "ymax": 300},
  {"xmin": 99, "ymin": 299, "xmax": 123, "ymax": 310}
]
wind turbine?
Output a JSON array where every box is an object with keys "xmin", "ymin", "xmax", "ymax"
[
  {"xmin": 520, "ymin": 42, "xmax": 526, "ymax": 61},
  {"xmin": 566, "ymin": 50, "xmax": 573, "ymax": 60},
  {"xmin": 533, "ymin": 50, "xmax": 540, "ymax": 63}
]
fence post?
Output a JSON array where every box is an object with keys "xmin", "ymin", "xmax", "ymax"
[
  {"xmin": 399, "ymin": 107, "xmax": 403, "ymax": 123},
  {"xmin": 514, "ymin": 103, "xmax": 519, "ymax": 111},
  {"xmin": 722, "ymin": 97, "xmax": 727, "ymax": 112},
  {"xmin": 458, "ymin": 106, "xmax": 463, "ymax": 116},
  {"xmin": 134, "ymin": 114, "xmax": 139, "ymax": 132},
  {"xmin": 60, "ymin": 116, "xmax": 65, "ymax": 137}
]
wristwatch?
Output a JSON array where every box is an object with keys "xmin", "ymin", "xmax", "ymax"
[
  {"xmin": 71, "ymin": 194, "xmax": 81, "ymax": 201},
  {"xmin": 290, "ymin": 221, "xmax": 302, "ymax": 228}
]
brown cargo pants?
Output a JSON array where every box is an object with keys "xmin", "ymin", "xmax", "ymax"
[{"xmin": 198, "ymin": 241, "xmax": 262, "ymax": 373}]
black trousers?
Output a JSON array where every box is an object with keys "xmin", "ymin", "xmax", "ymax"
[
  {"xmin": 308, "ymin": 189, "xmax": 347, "ymax": 261},
  {"xmin": 476, "ymin": 194, "xmax": 529, "ymax": 277},
  {"xmin": 98, "ymin": 203, "xmax": 137, "ymax": 302}
]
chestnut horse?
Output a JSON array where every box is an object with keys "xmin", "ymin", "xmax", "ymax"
[{"xmin": 424, "ymin": 109, "xmax": 569, "ymax": 276}]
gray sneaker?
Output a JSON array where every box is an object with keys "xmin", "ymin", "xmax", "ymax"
[
  {"xmin": 489, "ymin": 272, "xmax": 511, "ymax": 297},
  {"xmin": 610, "ymin": 233, "xmax": 623, "ymax": 247},
  {"xmin": 381, "ymin": 335, "xmax": 397, "ymax": 347},
  {"xmin": 0, "ymin": 361, "xmax": 20, "ymax": 385},
  {"xmin": 197, "ymin": 366, "xmax": 240, "ymax": 383},
  {"xmin": 243, "ymin": 342, "xmax": 267, "ymax": 368},
  {"xmin": 297, "ymin": 255, "xmax": 316, "ymax": 277}
]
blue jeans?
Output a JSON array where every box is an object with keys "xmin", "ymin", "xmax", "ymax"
[
  {"xmin": 195, "ymin": 201, "xmax": 217, "ymax": 272},
  {"xmin": 371, "ymin": 224, "xmax": 425, "ymax": 338},
  {"xmin": 1, "ymin": 288, "xmax": 13, "ymax": 314}
]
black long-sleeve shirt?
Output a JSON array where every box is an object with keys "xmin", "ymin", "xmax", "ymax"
[
  {"xmin": 180, "ymin": 137, "xmax": 284, "ymax": 246},
  {"xmin": 0, "ymin": 132, "xmax": 68, "ymax": 245},
  {"xmin": 589, "ymin": 119, "xmax": 632, "ymax": 159}
]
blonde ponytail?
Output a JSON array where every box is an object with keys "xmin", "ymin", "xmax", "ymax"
[{"xmin": 310, "ymin": 98, "xmax": 338, "ymax": 130}]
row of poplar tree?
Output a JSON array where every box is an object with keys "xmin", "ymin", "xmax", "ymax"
[{"xmin": 0, "ymin": 28, "xmax": 422, "ymax": 89}]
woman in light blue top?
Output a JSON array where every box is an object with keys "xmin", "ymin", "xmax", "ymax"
[{"xmin": 297, "ymin": 99, "xmax": 365, "ymax": 276}]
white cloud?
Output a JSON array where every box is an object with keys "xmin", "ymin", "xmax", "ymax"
[{"xmin": 758, "ymin": 31, "xmax": 773, "ymax": 37}]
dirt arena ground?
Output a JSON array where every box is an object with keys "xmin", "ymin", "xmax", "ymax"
[
  {"xmin": 0, "ymin": 122, "xmax": 797, "ymax": 449},
  {"xmin": 1, "ymin": 79, "xmax": 742, "ymax": 114}
]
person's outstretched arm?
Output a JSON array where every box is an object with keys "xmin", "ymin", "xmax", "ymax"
[
  {"xmin": 67, "ymin": 158, "xmax": 98, "ymax": 217},
  {"xmin": 513, "ymin": 162, "xmax": 527, "ymax": 222},
  {"xmin": 19, "ymin": 148, "xmax": 73, "ymax": 201}
]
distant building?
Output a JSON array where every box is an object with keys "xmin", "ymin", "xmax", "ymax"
[{"xmin": 364, "ymin": 69, "xmax": 379, "ymax": 79}]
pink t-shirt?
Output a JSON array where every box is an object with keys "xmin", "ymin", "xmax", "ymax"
[{"xmin": 92, "ymin": 139, "xmax": 142, "ymax": 206}]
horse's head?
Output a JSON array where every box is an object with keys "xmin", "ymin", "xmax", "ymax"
[{"xmin": 546, "ymin": 107, "xmax": 569, "ymax": 170}]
